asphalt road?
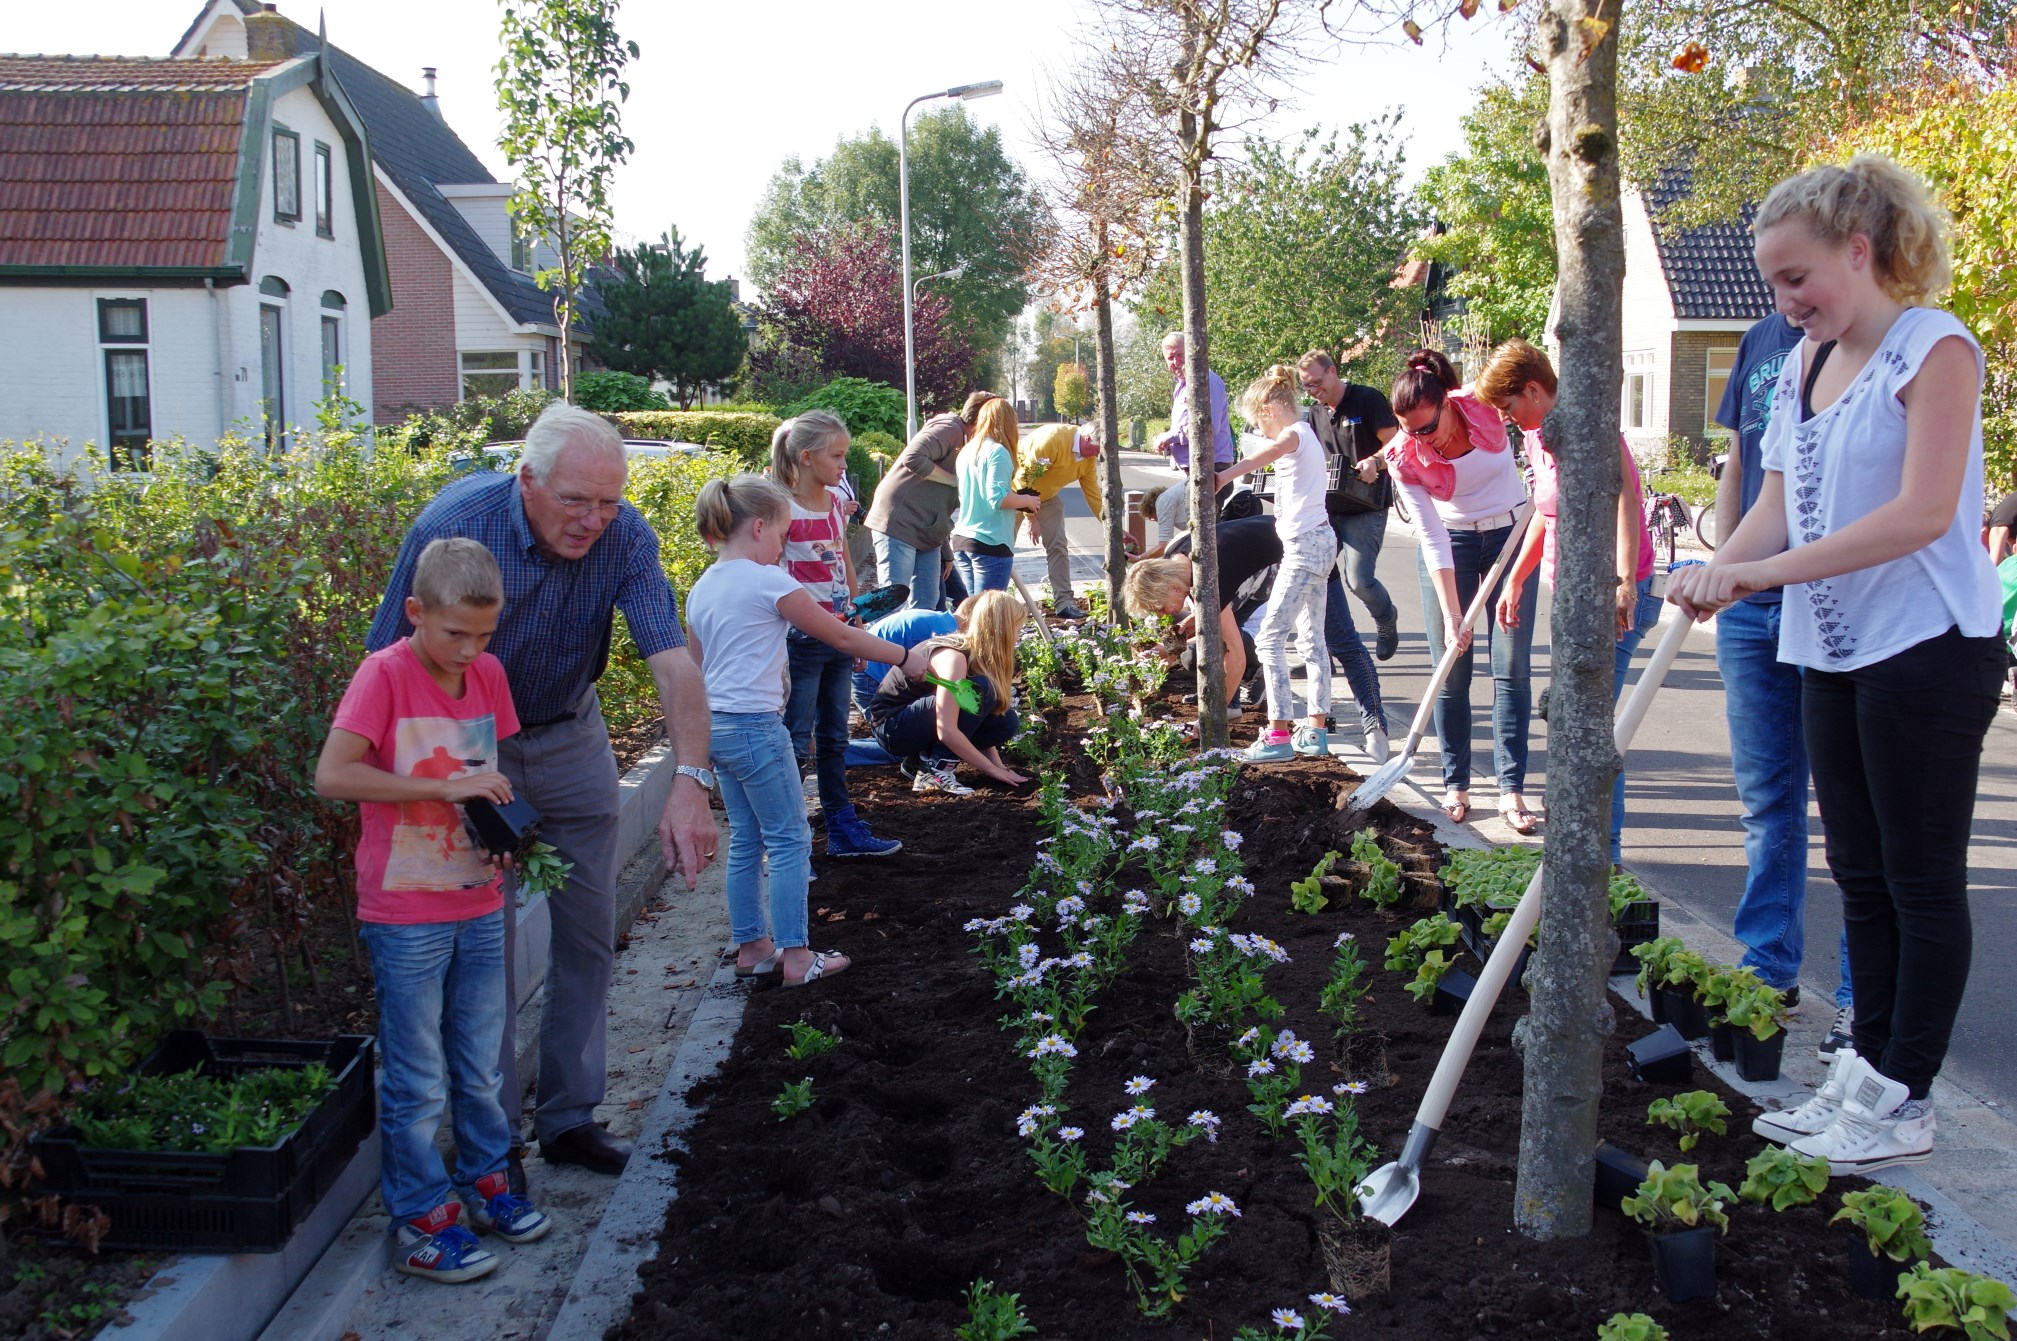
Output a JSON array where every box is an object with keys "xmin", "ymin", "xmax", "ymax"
[{"xmin": 1036, "ymin": 448, "xmax": 2017, "ymax": 1115}]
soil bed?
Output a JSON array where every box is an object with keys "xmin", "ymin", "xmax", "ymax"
[{"xmin": 616, "ymin": 690, "xmax": 1919, "ymax": 1339}]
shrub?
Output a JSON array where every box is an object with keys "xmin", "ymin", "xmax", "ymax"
[
  {"xmin": 784, "ymin": 377, "xmax": 906, "ymax": 439},
  {"xmin": 849, "ymin": 429, "xmax": 902, "ymax": 498},
  {"xmin": 385, "ymin": 387, "xmax": 562, "ymax": 448},
  {"xmin": 574, "ymin": 370, "xmax": 669, "ymax": 412},
  {"xmin": 609, "ymin": 411, "xmax": 781, "ymax": 469}
]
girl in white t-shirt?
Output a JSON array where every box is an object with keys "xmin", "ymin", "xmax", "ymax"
[
  {"xmin": 1217, "ymin": 364, "xmax": 1340, "ymax": 761},
  {"xmin": 1671, "ymin": 156, "xmax": 2003, "ymax": 1173},
  {"xmin": 686, "ymin": 474, "xmax": 927, "ymax": 987}
]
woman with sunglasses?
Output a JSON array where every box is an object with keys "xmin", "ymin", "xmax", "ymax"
[{"xmin": 1384, "ymin": 348, "xmax": 1538, "ymax": 829}]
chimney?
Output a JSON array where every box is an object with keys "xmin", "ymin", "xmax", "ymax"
[
  {"xmin": 420, "ymin": 67, "xmax": 441, "ymax": 118},
  {"xmin": 263, "ymin": 3, "xmax": 278, "ymax": 11}
]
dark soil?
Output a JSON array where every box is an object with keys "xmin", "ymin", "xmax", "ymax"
[
  {"xmin": 614, "ymin": 692, "xmax": 1923, "ymax": 1340},
  {"xmin": 611, "ymin": 715, "xmax": 670, "ymax": 777}
]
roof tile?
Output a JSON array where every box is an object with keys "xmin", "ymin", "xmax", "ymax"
[{"xmin": 1642, "ymin": 169, "xmax": 1775, "ymax": 322}]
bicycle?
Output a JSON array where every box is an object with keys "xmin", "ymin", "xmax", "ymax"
[{"xmin": 1642, "ymin": 467, "xmax": 1719, "ymax": 566}]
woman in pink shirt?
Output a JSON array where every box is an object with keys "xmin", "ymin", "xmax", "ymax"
[
  {"xmin": 1385, "ymin": 348, "xmax": 1537, "ymax": 828},
  {"xmin": 1478, "ymin": 338, "xmax": 1662, "ymax": 860}
]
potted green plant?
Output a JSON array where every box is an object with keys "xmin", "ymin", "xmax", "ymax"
[
  {"xmin": 1695, "ymin": 964, "xmax": 1760, "ymax": 1063},
  {"xmin": 1832, "ymin": 1185, "xmax": 1933, "ymax": 1300},
  {"xmin": 1646, "ymin": 1090, "xmax": 1730, "ymax": 1153},
  {"xmin": 1631, "ymin": 940, "xmax": 1710, "ymax": 1039},
  {"xmin": 1595, "ymin": 1314, "xmax": 1669, "ymax": 1341},
  {"xmin": 1722, "ymin": 981, "xmax": 1790, "ymax": 1081},
  {"xmin": 1619, "ymin": 1161, "xmax": 1735, "ymax": 1302},
  {"xmin": 1737, "ymin": 1147, "xmax": 1829, "ymax": 1212},
  {"xmin": 1896, "ymin": 1264, "xmax": 2017, "ymax": 1340}
]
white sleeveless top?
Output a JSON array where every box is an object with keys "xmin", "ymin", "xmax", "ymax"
[
  {"xmin": 1270, "ymin": 420, "xmax": 1331, "ymax": 541},
  {"xmin": 1759, "ymin": 307, "xmax": 2001, "ymax": 672}
]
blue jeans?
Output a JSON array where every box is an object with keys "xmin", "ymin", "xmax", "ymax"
[
  {"xmin": 361, "ymin": 912, "xmax": 513, "ymax": 1222},
  {"xmin": 953, "ymin": 549, "xmax": 1014, "ymax": 595},
  {"xmin": 1332, "ymin": 508, "xmax": 1396, "ymax": 628},
  {"xmin": 1320, "ymin": 562, "xmax": 1387, "ymax": 735},
  {"xmin": 785, "ymin": 630, "xmax": 854, "ymax": 814},
  {"xmin": 1716, "ymin": 598, "xmax": 1850, "ymax": 1004},
  {"xmin": 1418, "ymin": 522, "xmax": 1537, "ymax": 792},
  {"xmin": 1608, "ymin": 577, "xmax": 1667, "ymax": 862},
  {"xmin": 873, "ymin": 531, "xmax": 944, "ymax": 612},
  {"xmin": 872, "ymin": 673, "xmax": 1019, "ymax": 764},
  {"xmin": 710, "ymin": 711, "xmax": 812, "ymax": 949}
]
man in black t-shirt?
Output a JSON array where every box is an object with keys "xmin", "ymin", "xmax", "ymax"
[
  {"xmin": 1298, "ymin": 349, "xmax": 1401, "ymax": 662},
  {"xmin": 1988, "ymin": 491, "xmax": 2017, "ymax": 564},
  {"xmin": 1119, "ymin": 518, "xmax": 1280, "ymax": 708}
]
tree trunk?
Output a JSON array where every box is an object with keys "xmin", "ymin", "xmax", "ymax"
[
  {"xmin": 1178, "ymin": 76, "xmax": 1227, "ymax": 747},
  {"xmin": 1092, "ymin": 244, "xmax": 1129, "ymax": 627},
  {"xmin": 1514, "ymin": 0, "xmax": 1626, "ymax": 1242}
]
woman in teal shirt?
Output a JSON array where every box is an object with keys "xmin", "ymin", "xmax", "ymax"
[{"xmin": 952, "ymin": 397, "xmax": 1039, "ymax": 592}]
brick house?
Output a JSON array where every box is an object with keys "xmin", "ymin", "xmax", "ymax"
[
  {"xmin": 174, "ymin": 0, "xmax": 590, "ymax": 425},
  {"xmin": 1619, "ymin": 172, "xmax": 1775, "ymax": 461},
  {"xmin": 0, "ymin": 50, "xmax": 390, "ymax": 469}
]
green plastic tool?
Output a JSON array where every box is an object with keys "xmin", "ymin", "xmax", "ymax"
[{"xmin": 923, "ymin": 673, "xmax": 982, "ymax": 715}]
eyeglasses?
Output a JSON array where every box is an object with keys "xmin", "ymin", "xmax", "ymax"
[{"xmin": 555, "ymin": 495, "xmax": 622, "ymax": 521}]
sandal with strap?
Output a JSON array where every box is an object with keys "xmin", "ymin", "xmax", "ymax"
[
  {"xmin": 1442, "ymin": 790, "xmax": 1470, "ymax": 824},
  {"xmin": 784, "ymin": 949, "xmax": 851, "ymax": 988},
  {"xmin": 1499, "ymin": 799, "xmax": 1541, "ymax": 836},
  {"xmin": 734, "ymin": 947, "xmax": 783, "ymax": 979}
]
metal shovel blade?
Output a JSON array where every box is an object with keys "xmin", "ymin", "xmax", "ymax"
[
  {"xmin": 1356, "ymin": 1120, "xmax": 1435, "ymax": 1225},
  {"xmin": 1342, "ymin": 751, "xmax": 1412, "ymax": 816}
]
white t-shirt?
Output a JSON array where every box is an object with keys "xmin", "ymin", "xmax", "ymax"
[
  {"xmin": 1392, "ymin": 447, "xmax": 1530, "ymax": 573},
  {"xmin": 686, "ymin": 557, "xmax": 805, "ymax": 714},
  {"xmin": 1761, "ymin": 306, "xmax": 2001, "ymax": 672},
  {"xmin": 1269, "ymin": 421, "xmax": 1330, "ymax": 541}
]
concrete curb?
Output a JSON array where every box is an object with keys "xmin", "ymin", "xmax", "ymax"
[
  {"xmin": 544, "ymin": 959, "xmax": 749, "ymax": 1341},
  {"xmin": 97, "ymin": 1131, "xmax": 380, "ymax": 1341}
]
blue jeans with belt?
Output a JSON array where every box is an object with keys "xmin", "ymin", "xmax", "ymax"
[{"xmin": 1417, "ymin": 520, "xmax": 1536, "ymax": 793}]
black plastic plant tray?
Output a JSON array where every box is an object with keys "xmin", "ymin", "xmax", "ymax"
[
  {"xmin": 30, "ymin": 1032, "xmax": 376, "ymax": 1252},
  {"xmin": 1612, "ymin": 899, "xmax": 1662, "ymax": 975}
]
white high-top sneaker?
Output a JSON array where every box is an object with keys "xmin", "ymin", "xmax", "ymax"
[
  {"xmin": 1788, "ymin": 1056, "xmax": 1935, "ymax": 1175},
  {"xmin": 1752, "ymin": 1044, "xmax": 1860, "ymax": 1145},
  {"xmin": 1363, "ymin": 724, "xmax": 1391, "ymax": 765}
]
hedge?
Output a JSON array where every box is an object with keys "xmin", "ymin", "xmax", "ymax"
[{"xmin": 610, "ymin": 410, "xmax": 781, "ymax": 470}]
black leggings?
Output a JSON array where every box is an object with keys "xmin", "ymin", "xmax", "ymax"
[{"xmin": 1802, "ymin": 626, "xmax": 2004, "ymax": 1098}]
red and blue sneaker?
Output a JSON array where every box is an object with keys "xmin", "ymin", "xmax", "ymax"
[
  {"xmin": 468, "ymin": 1170, "xmax": 553, "ymax": 1244},
  {"xmin": 394, "ymin": 1202, "xmax": 499, "ymax": 1283}
]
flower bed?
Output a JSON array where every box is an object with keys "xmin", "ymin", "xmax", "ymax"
[{"xmin": 613, "ymin": 675, "xmax": 1945, "ymax": 1339}]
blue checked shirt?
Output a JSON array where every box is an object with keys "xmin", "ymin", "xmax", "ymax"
[{"xmin": 365, "ymin": 472, "xmax": 686, "ymax": 724}]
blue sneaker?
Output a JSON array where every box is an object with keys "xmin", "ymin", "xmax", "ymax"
[
  {"xmin": 394, "ymin": 1203, "xmax": 500, "ymax": 1282},
  {"xmin": 469, "ymin": 1170, "xmax": 553, "ymax": 1244},
  {"xmin": 1292, "ymin": 726, "xmax": 1330, "ymax": 758},
  {"xmin": 826, "ymin": 804, "xmax": 901, "ymax": 858},
  {"xmin": 1243, "ymin": 732, "xmax": 1295, "ymax": 763}
]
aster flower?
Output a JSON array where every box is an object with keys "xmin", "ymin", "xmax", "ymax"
[
  {"xmin": 1010, "ymin": 904, "xmax": 1035, "ymax": 922},
  {"xmin": 1027, "ymin": 1035, "xmax": 1078, "ymax": 1060},
  {"xmin": 1017, "ymin": 942, "xmax": 1041, "ymax": 969},
  {"xmin": 1247, "ymin": 1058, "xmax": 1276, "ymax": 1078},
  {"xmin": 1189, "ymin": 937, "xmax": 1216, "ymax": 954},
  {"xmin": 1186, "ymin": 1191, "xmax": 1241, "ymax": 1217},
  {"xmin": 1177, "ymin": 892, "xmax": 1204, "ymax": 917},
  {"xmin": 1236, "ymin": 1026, "xmax": 1262, "ymax": 1048},
  {"xmin": 1126, "ymin": 1211, "xmax": 1156, "ymax": 1225},
  {"xmin": 1336, "ymin": 1080, "xmax": 1369, "ymax": 1096},
  {"xmin": 1222, "ymin": 830, "xmax": 1245, "ymax": 850},
  {"xmin": 1334, "ymin": 931, "xmax": 1357, "ymax": 947},
  {"xmin": 1309, "ymin": 1292, "xmax": 1351, "ymax": 1315},
  {"xmin": 1272, "ymin": 1309, "xmax": 1305, "ymax": 1330},
  {"xmin": 1123, "ymin": 1076, "xmax": 1156, "ymax": 1096},
  {"xmin": 1058, "ymin": 1126, "xmax": 1084, "ymax": 1143},
  {"xmin": 1284, "ymin": 1094, "xmax": 1335, "ymax": 1118}
]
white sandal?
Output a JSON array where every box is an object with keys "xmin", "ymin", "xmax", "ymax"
[{"xmin": 784, "ymin": 949, "xmax": 850, "ymax": 987}]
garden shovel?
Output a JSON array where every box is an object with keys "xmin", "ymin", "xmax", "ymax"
[
  {"xmin": 1354, "ymin": 610, "xmax": 1692, "ymax": 1226},
  {"xmin": 1345, "ymin": 506, "xmax": 1537, "ymax": 816},
  {"xmin": 1010, "ymin": 573, "xmax": 1059, "ymax": 650}
]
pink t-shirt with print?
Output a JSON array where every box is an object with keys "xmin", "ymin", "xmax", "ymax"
[
  {"xmin": 785, "ymin": 486, "xmax": 848, "ymax": 617},
  {"xmin": 1526, "ymin": 430, "xmax": 1656, "ymax": 585},
  {"xmin": 331, "ymin": 641, "xmax": 521, "ymax": 925}
]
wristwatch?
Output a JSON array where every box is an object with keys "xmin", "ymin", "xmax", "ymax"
[{"xmin": 674, "ymin": 764, "xmax": 716, "ymax": 792}]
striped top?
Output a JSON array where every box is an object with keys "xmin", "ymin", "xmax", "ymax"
[{"xmin": 785, "ymin": 486, "xmax": 849, "ymax": 615}]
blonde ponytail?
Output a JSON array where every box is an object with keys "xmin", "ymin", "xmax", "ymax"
[
  {"xmin": 1239, "ymin": 363, "xmax": 1300, "ymax": 424},
  {"xmin": 768, "ymin": 409, "xmax": 850, "ymax": 492},
  {"xmin": 1755, "ymin": 154, "xmax": 1953, "ymax": 305},
  {"xmin": 695, "ymin": 473, "xmax": 791, "ymax": 547}
]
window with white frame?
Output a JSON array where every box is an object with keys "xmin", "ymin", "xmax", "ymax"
[
  {"xmin": 98, "ymin": 297, "xmax": 151, "ymax": 472},
  {"xmin": 460, "ymin": 351, "xmax": 523, "ymax": 399},
  {"xmin": 1623, "ymin": 351, "xmax": 1656, "ymax": 431},
  {"xmin": 320, "ymin": 290, "xmax": 346, "ymax": 398},
  {"xmin": 1704, "ymin": 346, "xmax": 1738, "ymax": 435},
  {"xmin": 259, "ymin": 276, "xmax": 290, "ymax": 449}
]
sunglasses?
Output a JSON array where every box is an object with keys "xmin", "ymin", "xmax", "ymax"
[{"xmin": 1403, "ymin": 403, "xmax": 1444, "ymax": 438}]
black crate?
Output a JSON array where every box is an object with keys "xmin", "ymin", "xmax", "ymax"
[
  {"xmin": 31, "ymin": 1032, "xmax": 375, "ymax": 1252},
  {"xmin": 1611, "ymin": 900, "xmax": 1662, "ymax": 975}
]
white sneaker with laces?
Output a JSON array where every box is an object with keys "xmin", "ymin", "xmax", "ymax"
[
  {"xmin": 1364, "ymin": 725, "xmax": 1391, "ymax": 765},
  {"xmin": 1753, "ymin": 1043, "xmax": 1858, "ymax": 1144},
  {"xmin": 912, "ymin": 761, "xmax": 974, "ymax": 795},
  {"xmin": 1788, "ymin": 1056, "xmax": 1935, "ymax": 1175}
]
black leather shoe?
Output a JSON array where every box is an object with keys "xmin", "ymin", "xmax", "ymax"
[
  {"xmin": 1375, "ymin": 616, "xmax": 1400, "ymax": 662},
  {"xmin": 540, "ymin": 1122, "xmax": 632, "ymax": 1175}
]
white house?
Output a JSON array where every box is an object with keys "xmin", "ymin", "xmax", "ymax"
[{"xmin": 0, "ymin": 49, "xmax": 391, "ymax": 470}]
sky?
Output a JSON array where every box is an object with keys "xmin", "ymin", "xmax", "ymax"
[{"xmin": 14, "ymin": 0, "xmax": 1527, "ymax": 293}]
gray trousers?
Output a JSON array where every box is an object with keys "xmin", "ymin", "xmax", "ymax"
[
  {"xmin": 496, "ymin": 690, "xmax": 621, "ymax": 1143},
  {"xmin": 1037, "ymin": 491, "xmax": 1075, "ymax": 601}
]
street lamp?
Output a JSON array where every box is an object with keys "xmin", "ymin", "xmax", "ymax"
[{"xmin": 901, "ymin": 79, "xmax": 1003, "ymax": 440}]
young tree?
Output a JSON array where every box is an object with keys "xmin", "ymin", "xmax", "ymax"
[
  {"xmin": 1054, "ymin": 363, "xmax": 1093, "ymax": 420},
  {"xmin": 589, "ymin": 228, "xmax": 748, "ymax": 409},
  {"xmin": 1414, "ymin": 76, "xmax": 1558, "ymax": 344},
  {"xmin": 1138, "ymin": 120, "xmax": 1426, "ymax": 388},
  {"xmin": 744, "ymin": 108, "xmax": 1051, "ymax": 362},
  {"xmin": 759, "ymin": 220, "xmax": 974, "ymax": 408},
  {"xmin": 1512, "ymin": 0, "xmax": 1626, "ymax": 1242},
  {"xmin": 495, "ymin": 0, "xmax": 637, "ymax": 402}
]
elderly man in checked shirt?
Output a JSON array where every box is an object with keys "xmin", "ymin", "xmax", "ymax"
[{"xmin": 367, "ymin": 403, "xmax": 715, "ymax": 1178}]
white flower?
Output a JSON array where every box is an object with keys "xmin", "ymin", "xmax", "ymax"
[
  {"xmin": 1178, "ymin": 892, "xmax": 1204, "ymax": 916},
  {"xmin": 1336, "ymin": 1080, "xmax": 1369, "ymax": 1096},
  {"xmin": 1058, "ymin": 1126, "xmax": 1084, "ymax": 1143},
  {"xmin": 1186, "ymin": 1191, "xmax": 1241, "ymax": 1217},
  {"xmin": 1123, "ymin": 1075, "xmax": 1156, "ymax": 1096},
  {"xmin": 1189, "ymin": 937, "xmax": 1216, "ymax": 954},
  {"xmin": 1186, "ymin": 1110, "xmax": 1222, "ymax": 1143},
  {"xmin": 1334, "ymin": 931, "xmax": 1357, "ymax": 947},
  {"xmin": 1270, "ymin": 1029, "xmax": 1303, "ymax": 1057},
  {"xmin": 962, "ymin": 917, "xmax": 989, "ymax": 932},
  {"xmin": 1111, "ymin": 1109, "xmax": 1142, "ymax": 1132},
  {"xmin": 1247, "ymin": 1058, "xmax": 1276, "ymax": 1078},
  {"xmin": 1194, "ymin": 857, "xmax": 1218, "ymax": 875},
  {"xmin": 1010, "ymin": 904, "xmax": 1035, "ymax": 922},
  {"xmin": 1222, "ymin": 830, "xmax": 1245, "ymax": 850},
  {"xmin": 1309, "ymin": 1292, "xmax": 1351, "ymax": 1315},
  {"xmin": 1272, "ymin": 1309, "xmax": 1306, "ymax": 1330},
  {"xmin": 1279, "ymin": 1039, "xmax": 1316, "ymax": 1065},
  {"xmin": 1126, "ymin": 1211, "xmax": 1156, "ymax": 1225},
  {"xmin": 1129, "ymin": 834, "xmax": 1162, "ymax": 852},
  {"xmin": 1236, "ymin": 1026, "xmax": 1262, "ymax": 1048},
  {"xmin": 1056, "ymin": 895, "xmax": 1087, "ymax": 918},
  {"xmin": 1016, "ymin": 1103, "xmax": 1057, "ymax": 1137},
  {"xmin": 1018, "ymin": 943, "xmax": 1041, "ymax": 969},
  {"xmin": 1027, "ymin": 1035, "xmax": 1078, "ymax": 1060},
  {"xmin": 1284, "ymin": 1094, "xmax": 1335, "ymax": 1118}
]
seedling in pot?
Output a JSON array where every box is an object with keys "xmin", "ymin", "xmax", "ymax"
[
  {"xmin": 1385, "ymin": 913, "xmax": 1460, "ymax": 974},
  {"xmin": 1695, "ymin": 963, "xmax": 1762, "ymax": 1026},
  {"xmin": 956, "ymin": 1277, "xmax": 1037, "ymax": 1341},
  {"xmin": 1723, "ymin": 980, "xmax": 1790, "ymax": 1041},
  {"xmin": 1646, "ymin": 1090, "xmax": 1730, "ymax": 1152},
  {"xmin": 1832, "ymin": 1185, "xmax": 1933, "ymax": 1264},
  {"xmin": 771, "ymin": 1076, "xmax": 815, "ymax": 1122},
  {"xmin": 1595, "ymin": 1314, "xmax": 1669, "ymax": 1341},
  {"xmin": 1619, "ymin": 1162, "xmax": 1735, "ymax": 1233},
  {"xmin": 1738, "ymin": 1146, "xmax": 1829, "ymax": 1211},
  {"xmin": 1896, "ymin": 1263, "xmax": 2017, "ymax": 1341},
  {"xmin": 782, "ymin": 1020, "xmax": 839, "ymax": 1060},
  {"xmin": 1350, "ymin": 829, "xmax": 1402, "ymax": 907},
  {"xmin": 1404, "ymin": 949, "xmax": 1459, "ymax": 1005}
]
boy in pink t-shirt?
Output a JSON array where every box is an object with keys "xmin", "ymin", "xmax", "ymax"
[{"xmin": 315, "ymin": 538, "xmax": 555, "ymax": 1283}]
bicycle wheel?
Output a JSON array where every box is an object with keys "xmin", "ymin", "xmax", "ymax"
[{"xmin": 1693, "ymin": 500, "xmax": 1718, "ymax": 551}]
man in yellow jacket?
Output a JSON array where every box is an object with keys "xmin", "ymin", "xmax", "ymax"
[{"xmin": 1013, "ymin": 423, "xmax": 1106, "ymax": 619}]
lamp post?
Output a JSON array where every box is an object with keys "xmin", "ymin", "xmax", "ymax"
[{"xmin": 901, "ymin": 79, "xmax": 1003, "ymax": 440}]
